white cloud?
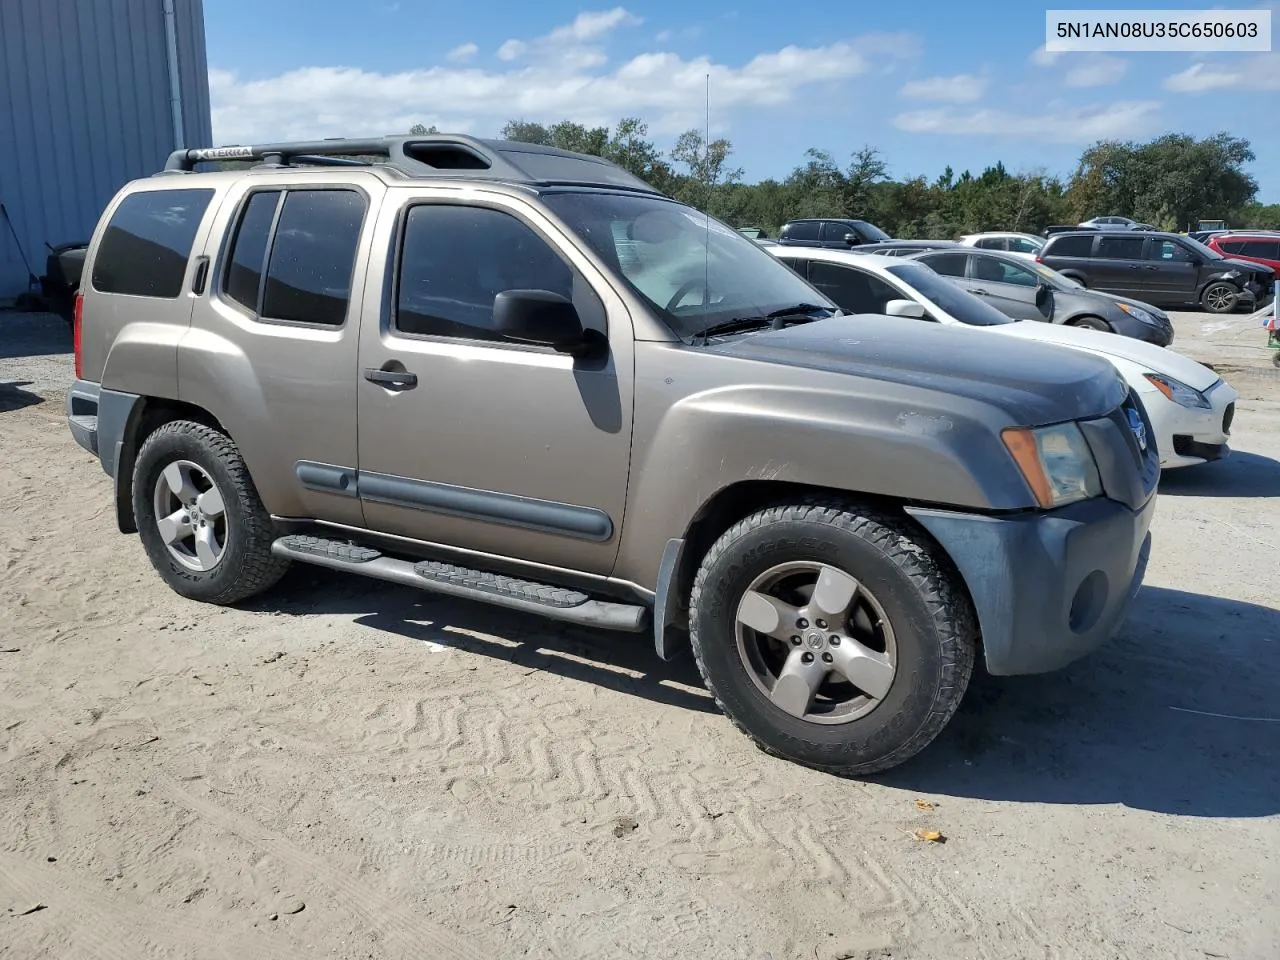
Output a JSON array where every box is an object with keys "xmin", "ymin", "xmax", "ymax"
[
  {"xmin": 1064, "ymin": 54, "xmax": 1127, "ymax": 87},
  {"xmin": 209, "ymin": 34, "xmax": 888, "ymax": 144},
  {"xmin": 893, "ymin": 101, "xmax": 1162, "ymax": 143},
  {"xmin": 549, "ymin": 8, "xmax": 642, "ymax": 43},
  {"xmin": 1164, "ymin": 60, "xmax": 1246, "ymax": 92},
  {"xmin": 898, "ymin": 73, "xmax": 987, "ymax": 103},
  {"xmin": 1030, "ymin": 44, "xmax": 1062, "ymax": 67},
  {"xmin": 446, "ymin": 42, "xmax": 478, "ymax": 63},
  {"xmin": 1164, "ymin": 52, "xmax": 1280, "ymax": 91},
  {"xmin": 496, "ymin": 39, "xmax": 525, "ymax": 61}
]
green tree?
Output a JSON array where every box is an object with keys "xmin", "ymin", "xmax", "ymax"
[{"xmin": 408, "ymin": 123, "xmax": 439, "ymax": 135}]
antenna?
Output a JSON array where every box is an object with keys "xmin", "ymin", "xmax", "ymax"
[{"xmin": 703, "ymin": 72, "xmax": 711, "ymax": 324}]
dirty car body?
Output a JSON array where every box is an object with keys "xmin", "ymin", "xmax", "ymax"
[{"xmin": 66, "ymin": 135, "xmax": 1157, "ymax": 774}]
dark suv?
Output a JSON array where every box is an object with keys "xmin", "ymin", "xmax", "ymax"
[
  {"xmin": 1038, "ymin": 231, "xmax": 1274, "ymax": 314},
  {"xmin": 777, "ymin": 218, "xmax": 891, "ymax": 248}
]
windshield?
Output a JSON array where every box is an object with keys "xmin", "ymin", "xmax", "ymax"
[
  {"xmin": 885, "ymin": 262, "xmax": 1013, "ymax": 326},
  {"xmin": 851, "ymin": 220, "xmax": 892, "ymax": 243},
  {"xmin": 1031, "ymin": 261, "xmax": 1082, "ymax": 290},
  {"xmin": 1180, "ymin": 235, "xmax": 1224, "ymax": 260},
  {"xmin": 541, "ymin": 191, "xmax": 835, "ymax": 340}
]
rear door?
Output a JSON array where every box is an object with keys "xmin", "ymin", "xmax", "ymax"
[
  {"xmin": 181, "ymin": 172, "xmax": 383, "ymax": 526},
  {"xmin": 1091, "ymin": 234, "xmax": 1148, "ymax": 296},
  {"xmin": 1142, "ymin": 237, "xmax": 1199, "ymax": 300}
]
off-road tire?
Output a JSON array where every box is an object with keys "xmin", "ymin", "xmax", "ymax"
[
  {"xmin": 1200, "ymin": 281, "xmax": 1239, "ymax": 315},
  {"xmin": 133, "ymin": 420, "xmax": 289, "ymax": 604},
  {"xmin": 1068, "ymin": 315, "xmax": 1111, "ymax": 332},
  {"xmin": 688, "ymin": 499, "xmax": 977, "ymax": 776}
]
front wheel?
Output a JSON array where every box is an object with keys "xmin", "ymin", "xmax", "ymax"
[
  {"xmin": 1201, "ymin": 281, "xmax": 1239, "ymax": 314},
  {"xmin": 1068, "ymin": 315, "xmax": 1111, "ymax": 332},
  {"xmin": 688, "ymin": 500, "xmax": 977, "ymax": 776},
  {"xmin": 133, "ymin": 420, "xmax": 290, "ymax": 604}
]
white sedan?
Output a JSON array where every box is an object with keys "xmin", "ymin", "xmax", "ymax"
[
  {"xmin": 956, "ymin": 231, "xmax": 1045, "ymax": 261},
  {"xmin": 769, "ymin": 247, "xmax": 1238, "ymax": 470}
]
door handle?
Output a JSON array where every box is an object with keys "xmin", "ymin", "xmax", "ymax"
[
  {"xmin": 970, "ymin": 288, "xmax": 988, "ymax": 295},
  {"xmin": 191, "ymin": 256, "xmax": 210, "ymax": 295},
  {"xmin": 1128, "ymin": 264, "xmax": 1141, "ymax": 270},
  {"xmin": 364, "ymin": 367, "xmax": 418, "ymax": 389}
]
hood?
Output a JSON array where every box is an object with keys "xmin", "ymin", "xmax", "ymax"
[
  {"xmin": 1107, "ymin": 293, "xmax": 1169, "ymax": 317},
  {"xmin": 1220, "ymin": 257, "xmax": 1276, "ymax": 277},
  {"xmin": 991, "ymin": 320, "xmax": 1220, "ymax": 392},
  {"xmin": 704, "ymin": 314, "xmax": 1126, "ymax": 427}
]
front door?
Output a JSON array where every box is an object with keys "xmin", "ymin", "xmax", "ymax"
[
  {"xmin": 967, "ymin": 254, "xmax": 1046, "ymax": 321},
  {"xmin": 354, "ymin": 192, "xmax": 634, "ymax": 575},
  {"xmin": 1142, "ymin": 238, "xmax": 1201, "ymax": 302}
]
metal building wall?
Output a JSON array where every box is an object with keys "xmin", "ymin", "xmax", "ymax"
[{"xmin": 0, "ymin": 0, "xmax": 212, "ymax": 299}]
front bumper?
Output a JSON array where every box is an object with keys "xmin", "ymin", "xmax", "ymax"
[
  {"xmin": 907, "ymin": 494, "xmax": 1155, "ymax": 675},
  {"xmin": 1144, "ymin": 379, "xmax": 1238, "ymax": 469}
]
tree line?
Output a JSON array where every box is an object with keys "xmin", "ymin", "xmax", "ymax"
[{"xmin": 411, "ymin": 119, "xmax": 1279, "ymax": 238}]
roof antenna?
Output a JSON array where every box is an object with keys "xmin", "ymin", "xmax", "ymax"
[{"xmin": 702, "ymin": 72, "xmax": 711, "ymax": 327}]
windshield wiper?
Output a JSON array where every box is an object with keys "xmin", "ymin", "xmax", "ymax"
[
  {"xmin": 690, "ymin": 304, "xmax": 836, "ymax": 344},
  {"xmin": 766, "ymin": 302, "xmax": 835, "ymax": 319}
]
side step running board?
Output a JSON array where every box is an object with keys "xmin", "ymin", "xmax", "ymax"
[{"xmin": 271, "ymin": 535, "xmax": 648, "ymax": 633}]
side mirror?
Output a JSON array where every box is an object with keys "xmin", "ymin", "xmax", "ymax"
[
  {"xmin": 1035, "ymin": 282, "xmax": 1051, "ymax": 308},
  {"xmin": 843, "ymin": 233, "xmax": 861, "ymax": 246},
  {"xmin": 885, "ymin": 298, "xmax": 926, "ymax": 319},
  {"xmin": 493, "ymin": 290, "xmax": 586, "ymax": 353}
]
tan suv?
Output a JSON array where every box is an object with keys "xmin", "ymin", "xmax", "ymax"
[{"xmin": 67, "ymin": 135, "xmax": 1158, "ymax": 774}]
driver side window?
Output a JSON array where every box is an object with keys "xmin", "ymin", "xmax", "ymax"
[
  {"xmin": 974, "ymin": 256, "xmax": 1036, "ymax": 286},
  {"xmin": 808, "ymin": 262, "xmax": 898, "ymax": 314},
  {"xmin": 394, "ymin": 204, "xmax": 598, "ymax": 342}
]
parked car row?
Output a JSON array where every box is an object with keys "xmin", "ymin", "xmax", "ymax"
[
  {"xmin": 773, "ymin": 214, "xmax": 1276, "ymax": 316},
  {"xmin": 766, "ymin": 246, "xmax": 1235, "ymax": 471}
]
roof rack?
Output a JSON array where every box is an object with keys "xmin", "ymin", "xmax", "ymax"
[{"xmin": 161, "ymin": 134, "xmax": 662, "ymax": 194}]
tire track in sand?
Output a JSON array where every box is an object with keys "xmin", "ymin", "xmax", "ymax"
[{"xmin": 159, "ymin": 778, "xmax": 492, "ymax": 960}]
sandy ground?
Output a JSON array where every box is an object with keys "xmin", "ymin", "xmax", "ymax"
[{"xmin": 2, "ymin": 311, "xmax": 1278, "ymax": 960}]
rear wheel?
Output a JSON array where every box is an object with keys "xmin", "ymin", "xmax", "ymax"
[
  {"xmin": 1068, "ymin": 315, "xmax": 1111, "ymax": 332},
  {"xmin": 688, "ymin": 500, "xmax": 977, "ymax": 776},
  {"xmin": 1201, "ymin": 281, "xmax": 1239, "ymax": 314},
  {"xmin": 133, "ymin": 420, "xmax": 289, "ymax": 604}
]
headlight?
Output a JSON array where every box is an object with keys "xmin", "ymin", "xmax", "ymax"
[
  {"xmin": 1144, "ymin": 372, "xmax": 1211, "ymax": 409},
  {"xmin": 1115, "ymin": 302, "xmax": 1157, "ymax": 325},
  {"xmin": 1001, "ymin": 423, "xmax": 1103, "ymax": 508}
]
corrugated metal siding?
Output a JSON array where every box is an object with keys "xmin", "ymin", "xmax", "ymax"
[{"xmin": 0, "ymin": 0, "xmax": 212, "ymax": 298}]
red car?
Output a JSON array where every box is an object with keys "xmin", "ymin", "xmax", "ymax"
[{"xmin": 1206, "ymin": 232, "xmax": 1280, "ymax": 279}]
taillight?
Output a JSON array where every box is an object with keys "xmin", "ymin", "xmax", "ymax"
[{"xmin": 73, "ymin": 293, "xmax": 84, "ymax": 379}]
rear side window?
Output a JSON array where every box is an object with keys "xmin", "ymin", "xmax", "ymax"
[
  {"xmin": 1242, "ymin": 240, "xmax": 1280, "ymax": 259},
  {"xmin": 263, "ymin": 191, "xmax": 366, "ymax": 325},
  {"xmin": 784, "ymin": 221, "xmax": 820, "ymax": 242},
  {"xmin": 1217, "ymin": 240, "xmax": 1245, "ymax": 254},
  {"xmin": 920, "ymin": 252, "xmax": 968, "ymax": 277},
  {"xmin": 1045, "ymin": 235, "xmax": 1094, "ymax": 257},
  {"xmin": 1096, "ymin": 236, "xmax": 1146, "ymax": 260},
  {"xmin": 222, "ymin": 189, "xmax": 366, "ymax": 325},
  {"xmin": 975, "ymin": 237, "xmax": 1005, "ymax": 250},
  {"xmin": 224, "ymin": 191, "xmax": 281, "ymax": 311},
  {"xmin": 91, "ymin": 188, "xmax": 214, "ymax": 297}
]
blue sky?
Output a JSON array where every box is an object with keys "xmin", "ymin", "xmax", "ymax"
[{"xmin": 203, "ymin": 0, "xmax": 1280, "ymax": 201}]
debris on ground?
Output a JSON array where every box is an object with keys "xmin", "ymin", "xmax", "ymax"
[
  {"xmin": 613, "ymin": 816, "xmax": 639, "ymax": 837},
  {"xmin": 914, "ymin": 829, "xmax": 946, "ymax": 843}
]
